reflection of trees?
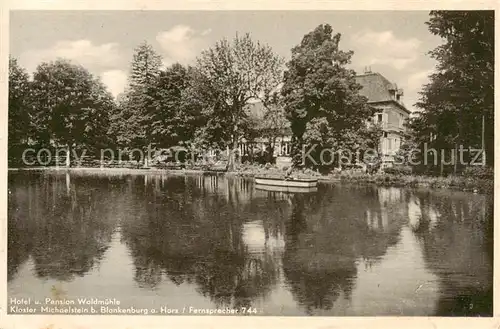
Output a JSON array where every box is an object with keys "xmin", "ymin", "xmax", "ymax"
[
  {"xmin": 282, "ymin": 185, "xmax": 406, "ymax": 314},
  {"xmin": 283, "ymin": 193, "xmax": 356, "ymax": 314},
  {"xmin": 8, "ymin": 172, "xmax": 118, "ymax": 281},
  {"xmin": 410, "ymin": 191, "xmax": 493, "ymax": 316},
  {"xmin": 120, "ymin": 175, "xmax": 282, "ymax": 308},
  {"xmin": 8, "ymin": 173, "xmax": 35, "ymax": 281}
]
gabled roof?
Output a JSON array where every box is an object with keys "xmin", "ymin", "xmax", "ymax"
[
  {"xmin": 245, "ymin": 101, "xmax": 292, "ymax": 134},
  {"xmin": 355, "ymin": 72, "xmax": 410, "ymax": 114}
]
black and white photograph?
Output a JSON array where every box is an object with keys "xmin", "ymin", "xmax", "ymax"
[{"xmin": 4, "ymin": 6, "xmax": 495, "ymax": 325}]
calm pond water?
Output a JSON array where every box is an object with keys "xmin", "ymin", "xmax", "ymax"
[{"xmin": 7, "ymin": 170, "xmax": 493, "ymax": 316}]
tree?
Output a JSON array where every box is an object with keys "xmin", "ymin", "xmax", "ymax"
[
  {"xmin": 8, "ymin": 56, "xmax": 31, "ymax": 164},
  {"xmin": 148, "ymin": 63, "xmax": 201, "ymax": 149},
  {"xmin": 189, "ymin": 33, "xmax": 284, "ymax": 171},
  {"xmin": 281, "ymin": 24, "xmax": 373, "ymax": 169},
  {"xmin": 31, "ymin": 59, "xmax": 115, "ymax": 163},
  {"xmin": 414, "ymin": 11, "xmax": 494, "ymax": 171},
  {"xmin": 112, "ymin": 41, "xmax": 162, "ymax": 154}
]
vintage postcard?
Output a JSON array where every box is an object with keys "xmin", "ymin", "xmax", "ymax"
[{"xmin": 1, "ymin": 1, "xmax": 498, "ymax": 329}]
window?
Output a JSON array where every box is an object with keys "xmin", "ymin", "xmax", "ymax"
[
  {"xmin": 377, "ymin": 114, "xmax": 383, "ymax": 123},
  {"xmin": 383, "ymin": 132, "xmax": 388, "ymax": 138}
]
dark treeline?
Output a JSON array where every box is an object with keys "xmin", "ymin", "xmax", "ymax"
[
  {"xmin": 406, "ymin": 11, "xmax": 494, "ymax": 175},
  {"xmin": 8, "ymin": 11, "xmax": 494, "ymax": 176}
]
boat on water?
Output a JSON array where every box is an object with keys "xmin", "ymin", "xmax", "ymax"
[
  {"xmin": 254, "ymin": 176, "xmax": 318, "ymax": 188},
  {"xmin": 255, "ymin": 184, "xmax": 318, "ymax": 193}
]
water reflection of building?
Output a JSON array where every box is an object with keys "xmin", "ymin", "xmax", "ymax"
[
  {"xmin": 378, "ymin": 187, "xmax": 402, "ymax": 204},
  {"xmin": 191, "ymin": 175, "xmax": 255, "ymax": 206},
  {"xmin": 242, "ymin": 220, "xmax": 285, "ymax": 255},
  {"xmin": 364, "ymin": 187, "xmax": 407, "ymax": 233}
]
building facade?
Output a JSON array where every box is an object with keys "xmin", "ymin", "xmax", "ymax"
[{"xmin": 355, "ymin": 71, "xmax": 410, "ymax": 167}]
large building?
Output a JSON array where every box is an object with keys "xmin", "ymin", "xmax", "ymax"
[
  {"xmin": 355, "ymin": 71, "xmax": 410, "ymax": 167},
  {"xmin": 237, "ymin": 70, "xmax": 410, "ymax": 168}
]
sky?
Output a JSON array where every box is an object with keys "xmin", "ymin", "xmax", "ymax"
[{"xmin": 10, "ymin": 11, "xmax": 444, "ymax": 112}]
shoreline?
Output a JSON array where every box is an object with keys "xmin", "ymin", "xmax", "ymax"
[{"xmin": 8, "ymin": 166, "xmax": 492, "ymax": 194}]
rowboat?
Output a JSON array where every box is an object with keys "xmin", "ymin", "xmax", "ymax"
[
  {"xmin": 255, "ymin": 184, "xmax": 318, "ymax": 193},
  {"xmin": 254, "ymin": 176, "xmax": 318, "ymax": 188}
]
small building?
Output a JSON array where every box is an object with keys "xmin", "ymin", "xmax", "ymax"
[
  {"xmin": 239, "ymin": 101, "xmax": 292, "ymax": 160},
  {"xmin": 355, "ymin": 71, "xmax": 410, "ymax": 167}
]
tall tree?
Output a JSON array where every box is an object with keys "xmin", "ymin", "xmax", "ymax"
[
  {"xmin": 189, "ymin": 33, "xmax": 284, "ymax": 170},
  {"xmin": 8, "ymin": 56, "xmax": 32, "ymax": 163},
  {"xmin": 281, "ymin": 24, "xmax": 373, "ymax": 168},
  {"xmin": 148, "ymin": 63, "xmax": 201, "ymax": 149},
  {"xmin": 31, "ymin": 59, "xmax": 115, "ymax": 163},
  {"xmin": 414, "ymin": 11, "xmax": 494, "ymax": 170},
  {"xmin": 112, "ymin": 41, "xmax": 162, "ymax": 153}
]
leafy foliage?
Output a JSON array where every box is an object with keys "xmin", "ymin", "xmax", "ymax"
[
  {"xmin": 189, "ymin": 33, "xmax": 284, "ymax": 170},
  {"xmin": 8, "ymin": 57, "xmax": 32, "ymax": 155},
  {"xmin": 148, "ymin": 63, "xmax": 201, "ymax": 148},
  {"xmin": 281, "ymin": 24, "xmax": 374, "ymax": 168},
  {"xmin": 111, "ymin": 41, "xmax": 162, "ymax": 150},
  {"xmin": 412, "ymin": 11, "xmax": 494, "ymax": 171},
  {"xmin": 30, "ymin": 59, "xmax": 114, "ymax": 154}
]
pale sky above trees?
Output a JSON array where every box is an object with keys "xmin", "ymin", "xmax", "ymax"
[{"xmin": 10, "ymin": 11, "xmax": 443, "ymax": 112}]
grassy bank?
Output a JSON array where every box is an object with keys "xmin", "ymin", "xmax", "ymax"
[
  {"xmin": 230, "ymin": 164, "xmax": 494, "ymax": 194},
  {"xmin": 334, "ymin": 171, "xmax": 493, "ymax": 193},
  {"xmin": 9, "ymin": 164, "xmax": 494, "ymax": 194}
]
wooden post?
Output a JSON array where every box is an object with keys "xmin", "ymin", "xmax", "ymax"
[
  {"xmin": 439, "ymin": 145, "xmax": 444, "ymax": 176},
  {"xmin": 453, "ymin": 144, "xmax": 458, "ymax": 174}
]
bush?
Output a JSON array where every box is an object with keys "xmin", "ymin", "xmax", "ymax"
[
  {"xmin": 462, "ymin": 166, "xmax": 493, "ymax": 180},
  {"xmin": 383, "ymin": 165, "xmax": 412, "ymax": 175}
]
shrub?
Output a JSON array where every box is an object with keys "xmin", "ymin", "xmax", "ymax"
[
  {"xmin": 462, "ymin": 166, "xmax": 493, "ymax": 180},
  {"xmin": 383, "ymin": 165, "xmax": 413, "ymax": 176}
]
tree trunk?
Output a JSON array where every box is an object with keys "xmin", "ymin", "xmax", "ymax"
[
  {"xmin": 268, "ymin": 138, "xmax": 276, "ymax": 164},
  {"xmin": 291, "ymin": 135, "xmax": 303, "ymax": 168},
  {"xmin": 228, "ymin": 133, "xmax": 238, "ymax": 172}
]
